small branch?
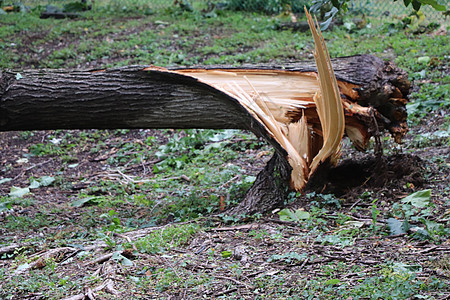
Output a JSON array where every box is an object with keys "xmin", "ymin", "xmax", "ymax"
[
  {"xmin": 0, "ymin": 243, "xmax": 22, "ymax": 256},
  {"xmin": 369, "ymin": 107, "xmax": 383, "ymax": 158},
  {"xmin": 207, "ymin": 224, "xmax": 258, "ymax": 232},
  {"xmin": 85, "ymin": 252, "xmax": 115, "ymax": 266},
  {"xmin": 213, "ymin": 288, "xmax": 238, "ymax": 297},
  {"xmin": 214, "ymin": 275, "xmax": 254, "ymax": 290}
]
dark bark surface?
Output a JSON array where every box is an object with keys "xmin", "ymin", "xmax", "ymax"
[
  {"xmin": 0, "ymin": 55, "xmax": 410, "ymax": 215},
  {"xmin": 0, "ymin": 68, "xmax": 254, "ymax": 131},
  {"xmin": 228, "ymin": 152, "xmax": 292, "ymax": 216},
  {"xmin": 0, "ymin": 55, "xmax": 409, "ymax": 134}
]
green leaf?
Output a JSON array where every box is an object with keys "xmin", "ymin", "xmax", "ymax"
[
  {"xmin": 278, "ymin": 208, "xmax": 310, "ymax": 222},
  {"xmin": 393, "ymin": 262, "xmax": 422, "ymax": 273},
  {"xmin": 244, "ymin": 176, "xmax": 256, "ymax": 183},
  {"xmin": 111, "ymin": 252, "xmax": 134, "ymax": 266},
  {"xmin": 209, "ymin": 130, "xmax": 238, "ymax": 142},
  {"xmin": 294, "ymin": 210, "xmax": 310, "ymax": 220},
  {"xmin": 317, "ymin": 235, "xmax": 354, "ymax": 247},
  {"xmin": 0, "ymin": 178, "xmax": 12, "ymax": 185},
  {"xmin": 387, "ymin": 218, "xmax": 408, "ymax": 235},
  {"xmin": 16, "ymin": 263, "xmax": 30, "ymax": 272},
  {"xmin": 71, "ymin": 196, "xmax": 98, "ymax": 208},
  {"xmin": 419, "ymin": 0, "xmax": 446, "ymax": 11},
  {"xmin": 417, "ymin": 56, "xmax": 430, "ymax": 64},
  {"xmin": 404, "ymin": 0, "xmax": 412, "ymax": 6},
  {"xmin": 278, "ymin": 208, "xmax": 296, "ymax": 221},
  {"xmin": 412, "ymin": 0, "xmax": 422, "ymax": 10},
  {"xmin": 0, "ymin": 202, "xmax": 12, "ymax": 212},
  {"xmin": 39, "ymin": 176, "xmax": 55, "ymax": 187},
  {"xmin": 401, "ymin": 189, "xmax": 431, "ymax": 208},
  {"xmin": 343, "ymin": 22, "xmax": 356, "ymax": 31},
  {"xmin": 29, "ymin": 179, "xmax": 41, "ymax": 189},
  {"xmin": 221, "ymin": 250, "xmax": 232, "ymax": 258},
  {"xmin": 9, "ymin": 186, "xmax": 30, "ymax": 198},
  {"xmin": 325, "ymin": 278, "xmax": 341, "ymax": 285},
  {"xmin": 29, "ymin": 176, "xmax": 55, "ymax": 189}
]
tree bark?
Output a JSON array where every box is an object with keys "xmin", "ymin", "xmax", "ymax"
[{"xmin": 0, "ymin": 55, "xmax": 410, "ymax": 215}]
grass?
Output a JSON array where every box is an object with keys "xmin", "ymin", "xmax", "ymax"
[
  {"xmin": 0, "ymin": 2, "xmax": 449, "ymax": 299},
  {"xmin": 134, "ymin": 223, "xmax": 200, "ymax": 254}
]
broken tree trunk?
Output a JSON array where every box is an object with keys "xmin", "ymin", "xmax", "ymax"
[
  {"xmin": 0, "ymin": 11, "xmax": 410, "ymax": 216},
  {"xmin": 0, "ymin": 54, "xmax": 410, "ymax": 214}
]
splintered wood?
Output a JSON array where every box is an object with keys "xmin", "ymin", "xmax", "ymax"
[
  {"xmin": 177, "ymin": 11, "xmax": 346, "ymax": 190},
  {"xmin": 143, "ymin": 11, "xmax": 402, "ymax": 191}
]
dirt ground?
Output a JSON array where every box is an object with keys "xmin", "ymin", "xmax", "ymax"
[{"xmin": 0, "ymin": 112, "xmax": 449, "ymax": 299}]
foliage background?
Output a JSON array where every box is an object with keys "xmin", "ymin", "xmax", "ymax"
[{"xmin": 11, "ymin": 0, "xmax": 450, "ymax": 22}]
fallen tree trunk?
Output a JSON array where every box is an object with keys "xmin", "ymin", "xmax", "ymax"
[
  {"xmin": 0, "ymin": 19, "xmax": 410, "ymax": 216},
  {"xmin": 0, "ymin": 55, "xmax": 409, "ymax": 139},
  {"xmin": 0, "ymin": 54, "xmax": 410, "ymax": 214}
]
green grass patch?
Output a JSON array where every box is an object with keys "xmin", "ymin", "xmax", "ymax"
[{"xmin": 134, "ymin": 223, "xmax": 199, "ymax": 254}]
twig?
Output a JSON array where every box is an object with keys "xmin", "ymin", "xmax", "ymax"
[
  {"xmin": 0, "ymin": 243, "xmax": 22, "ymax": 256},
  {"xmin": 218, "ymin": 175, "xmax": 240, "ymax": 189},
  {"xmin": 86, "ymin": 288, "xmax": 95, "ymax": 300},
  {"xmin": 263, "ymin": 217, "xmax": 299, "ymax": 226},
  {"xmin": 246, "ymin": 270, "xmax": 266, "ymax": 278},
  {"xmin": 85, "ymin": 253, "xmax": 115, "ymax": 266},
  {"xmin": 369, "ymin": 107, "xmax": 382, "ymax": 158},
  {"xmin": 299, "ymin": 257, "xmax": 309, "ymax": 270},
  {"xmin": 113, "ymin": 232, "xmax": 137, "ymax": 251},
  {"xmin": 413, "ymin": 245, "xmax": 440, "ymax": 254},
  {"xmin": 161, "ymin": 256, "xmax": 181, "ymax": 280},
  {"xmin": 12, "ymin": 158, "xmax": 54, "ymax": 180},
  {"xmin": 213, "ymin": 288, "xmax": 238, "ymax": 297},
  {"xmin": 214, "ymin": 275, "xmax": 254, "ymax": 290},
  {"xmin": 124, "ymin": 159, "xmax": 163, "ymax": 171},
  {"xmin": 207, "ymin": 224, "xmax": 258, "ymax": 232},
  {"xmin": 26, "ymin": 158, "xmax": 54, "ymax": 171},
  {"xmin": 349, "ymin": 198, "xmax": 363, "ymax": 210},
  {"xmin": 112, "ymin": 169, "xmax": 191, "ymax": 184},
  {"xmin": 112, "ymin": 232, "xmax": 132, "ymax": 243},
  {"xmin": 62, "ymin": 278, "xmax": 114, "ymax": 300}
]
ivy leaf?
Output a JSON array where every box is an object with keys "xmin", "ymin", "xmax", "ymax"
[
  {"xmin": 9, "ymin": 186, "xmax": 30, "ymax": 198},
  {"xmin": 401, "ymin": 189, "xmax": 431, "ymax": 208},
  {"xmin": 0, "ymin": 202, "xmax": 12, "ymax": 212},
  {"xmin": 16, "ymin": 263, "xmax": 30, "ymax": 272},
  {"xmin": 278, "ymin": 208, "xmax": 310, "ymax": 222},
  {"xmin": 412, "ymin": 0, "xmax": 422, "ymax": 10},
  {"xmin": 0, "ymin": 178, "xmax": 12, "ymax": 185},
  {"xmin": 387, "ymin": 218, "xmax": 408, "ymax": 235},
  {"xmin": 71, "ymin": 196, "xmax": 99, "ymax": 208},
  {"xmin": 393, "ymin": 262, "xmax": 422, "ymax": 273},
  {"xmin": 419, "ymin": 0, "xmax": 446, "ymax": 11},
  {"xmin": 39, "ymin": 176, "xmax": 55, "ymax": 187},
  {"xmin": 29, "ymin": 179, "xmax": 41, "ymax": 189},
  {"xmin": 111, "ymin": 252, "xmax": 134, "ymax": 266}
]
